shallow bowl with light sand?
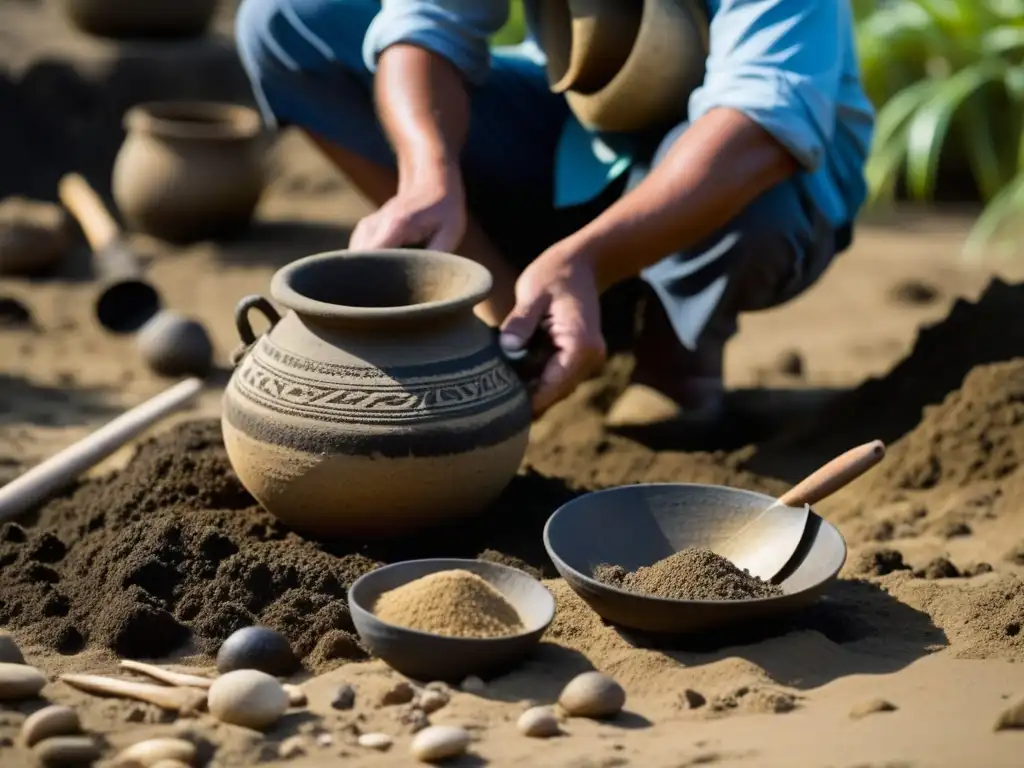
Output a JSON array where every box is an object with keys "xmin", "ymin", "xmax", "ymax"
[
  {"xmin": 544, "ymin": 483, "xmax": 846, "ymax": 635},
  {"xmin": 349, "ymin": 558, "xmax": 555, "ymax": 682}
]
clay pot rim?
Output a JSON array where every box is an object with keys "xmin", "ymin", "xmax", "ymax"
[
  {"xmin": 124, "ymin": 101, "xmax": 262, "ymax": 141},
  {"xmin": 270, "ymin": 249, "xmax": 494, "ymax": 322}
]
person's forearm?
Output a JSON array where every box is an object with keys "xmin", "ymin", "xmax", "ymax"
[
  {"xmin": 569, "ymin": 108, "xmax": 800, "ymax": 291},
  {"xmin": 375, "ymin": 44, "xmax": 470, "ymax": 186}
]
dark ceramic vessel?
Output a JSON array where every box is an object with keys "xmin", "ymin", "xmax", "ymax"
[
  {"xmin": 543, "ymin": 483, "xmax": 847, "ymax": 635},
  {"xmin": 222, "ymin": 250, "xmax": 532, "ymax": 537},
  {"xmin": 348, "ymin": 558, "xmax": 555, "ymax": 682}
]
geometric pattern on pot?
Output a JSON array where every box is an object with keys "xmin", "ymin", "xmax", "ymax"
[{"xmin": 235, "ymin": 336, "xmax": 523, "ymax": 425}]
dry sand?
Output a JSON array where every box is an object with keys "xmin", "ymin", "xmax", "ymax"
[{"xmin": 3, "ymin": 2, "xmax": 1024, "ymax": 766}]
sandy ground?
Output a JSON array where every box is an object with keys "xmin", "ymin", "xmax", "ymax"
[{"xmin": 3, "ymin": 2, "xmax": 1024, "ymax": 767}]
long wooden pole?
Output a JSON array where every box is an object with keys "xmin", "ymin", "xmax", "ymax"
[{"xmin": 0, "ymin": 377, "xmax": 204, "ymax": 522}]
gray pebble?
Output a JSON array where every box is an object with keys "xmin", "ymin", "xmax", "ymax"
[
  {"xmin": 558, "ymin": 671, "xmax": 626, "ymax": 718},
  {"xmin": 0, "ymin": 631, "xmax": 25, "ymax": 665},
  {"xmin": 20, "ymin": 705, "xmax": 80, "ymax": 747},
  {"xmin": 459, "ymin": 675, "xmax": 485, "ymax": 694},
  {"xmin": 409, "ymin": 725, "xmax": 470, "ymax": 762},
  {"xmin": 32, "ymin": 735, "xmax": 101, "ymax": 766},
  {"xmin": 0, "ymin": 662, "xmax": 46, "ymax": 700},
  {"xmin": 216, "ymin": 626, "xmax": 299, "ymax": 677},
  {"xmin": 137, "ymin": 311, "xmax": 214, "ymax": 378},
  {"xmin": 330, "ymin": 683, "xmax": 355, "ymax": 710}
]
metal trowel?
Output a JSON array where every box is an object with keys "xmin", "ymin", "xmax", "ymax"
[{"xmin": 716, "ymin": 440, "xmax": 886, "ymax": 582}]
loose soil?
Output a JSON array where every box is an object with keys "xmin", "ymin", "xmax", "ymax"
[
  {"xmin": 372, "ymin": 570, "xmax": 524, "ymax": 639},
  {"xmin": 594, "ymin": 548, "xmax": 784, "ymax": 601},
  {"xmin": 3, "ymin": 2, "xmax": 1024, "ymax": 766}
]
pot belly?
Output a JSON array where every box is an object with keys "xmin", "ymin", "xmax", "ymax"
[
  {"xmin": 222, "ymin": 419, "xmax": 529, "ymax": 537},
  {"xmin": 221, "ymin": 341, "xmax": 532, "ymax": 536}
]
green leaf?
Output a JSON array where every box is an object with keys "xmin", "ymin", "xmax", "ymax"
[
  {"xmin": 904, "ymin": 63, "xmax": 1006, "ymax": 200},
  {"xmin": 870, "ymin": 79, "xmax": 938, "ymax": 153},
  {"xmin": 963, "ymin": 172, "xmax": 1024, "ymax": 260},
  {"xmin": 981, "ymin": 26, "xmax": 1024, "ymax": 57}
]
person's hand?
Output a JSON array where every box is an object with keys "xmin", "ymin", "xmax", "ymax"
[
  {"xmin": 499, "ymin": 243, "xmax": 607, "ymax": 417},
  {"xmin": 349, "ymin": 162, "xmax": 466, "ymax": 252}
]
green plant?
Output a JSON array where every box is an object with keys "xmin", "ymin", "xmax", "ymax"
[
  {"xmin": 858, "ymin": 0, "xmax": 1024, "ymax": 257},
  {"xmin": 492, "ymin": 0, "xmax": 526, "ymax": 45}
]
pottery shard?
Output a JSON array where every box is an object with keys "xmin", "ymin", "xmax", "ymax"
[
  {"xmin": 32, "ymin": 735, "xmax": 102, "ymax": 766},
  {"xmin": 517, "ymin": 706, "xmax": 561, "ymax": 738},
  {"xmin": 207, "ymin": 669, "xmax": 289, "ymax": 730},
  {"xmin": 409, "ymin": 725, "xmax": 471, "ymax": 763},
  {"xmin": 20, "ymin": 705, "xmax": 81, "ymax": 747},
  {"xmin": 0, "ymin": 631, "xmax": 26, "ymax": 665},
  {"xmin": 558, "ymin": 672, "xmax": 626, "ymax": 718},
  {"xmin": 849, "ymin": 698, "xmax": 898, "ymax": 720},
  {"xmin": 994, "ymin": 696, "xmax": 1024, "ymax": 731},
  {"xmin": 0, "ymin": 662, "xmax": 46, "ymax": 700},
  {"xmin": 113, "ymin": 737, "xmax": 197, "ymax": 766}
]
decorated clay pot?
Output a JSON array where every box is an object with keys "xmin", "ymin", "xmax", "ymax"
[
  {"xmin": 59, "ymin": 0, "xmax": 219, "ymax": 39},
  {"xmin": 221, "ymin": 249, "xmax": 532, "ymax": 538},
  {"xmin": 112, "ymin": 101, "xmax": 265, "ymax": 244}
]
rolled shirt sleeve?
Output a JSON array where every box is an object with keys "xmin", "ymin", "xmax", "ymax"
[
  {"xmin": 688, "ymin": 0, "xmax": 844, "ymax": 173},
  {"xmin": 362, "ymin": 0, "xmax": 510, "ymax": 85}
]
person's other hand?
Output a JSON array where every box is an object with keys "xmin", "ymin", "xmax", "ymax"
[
  {"xmin": 499, "ymin": 244, "xmax": 607, "ymax": 417},
  {"xmin": 349, "ymin": 163, "xmax": 466, "ymax": 252}
]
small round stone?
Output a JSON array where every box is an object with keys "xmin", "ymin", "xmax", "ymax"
[
  {"xmin": 357, "ymin": 732, "xmax": 393, "ymax": 751},
  {"xmin": 207, "ymin": 669, "xmax": 289, "ymax": 730},
  {"xmin": 137, "ymin": 311, "xmax": 214, "ymax": 378},
  {"xmin": 216, "ymin": 626, "xmax": 299, "ymax": 677},
  {"xmin": 20, "ymin": 705, "xmax": 80, "ymax": 747},
  {"xmin": 517, "ymin": 706, "xmax": 560, "ymax": 737},
  {"xmin": 113, "ymin": 737, "xmax": 197, "ymax": 766},
  {"xmin": 410, "ymin": 725, "xmax": 470, "ymax": 763},
  {"xmin": 0, "ymin": 631, "xmax": 25, "ymax": 664},
  {"xmin": 459, "ymin": 675, "xmax": 485, "ymax": 694},
  {"xmin": 417, "ymin": 689, "xmax": 449, "ymax": 714},
  {"xmin": 330, "ymin": 683, "xmax": 355, "ymax": 710},
  {"xmin": 0, "ymin": 662, "xmax": 46, "ymax": 700},
  {"xmin": 283, "ymin": 683, "xmax": 306, "ymax": 707},
  {"xmin": 379, "ymin": 680, "xmax": 415, "ymax": 706},
  {"xmin": 32, "ymin": 735, "xmax": 101, "ymax": 766},
  {"xmin": 558, "ymin": 671, "xmax": 626, "ymax": 718}
]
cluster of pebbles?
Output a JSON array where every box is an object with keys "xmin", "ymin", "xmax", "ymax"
[{"xmin": 2, "ymin": 622, "xmax": 630, "ymax": 765}]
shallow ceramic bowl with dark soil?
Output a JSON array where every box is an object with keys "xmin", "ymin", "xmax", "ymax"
[
  {"xmin": 543, "ymin": 483, "xmax": 847, "ymax": 635},
  {"xmin": 348, "ymin": 558, "xmax": 555, "ymax": 682}
]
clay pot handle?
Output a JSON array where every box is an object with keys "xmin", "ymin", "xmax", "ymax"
[
  {"xmin": 235, "ymin": 295, "xmax": 281, "ymax": 346},
  {"xmin": 777, "ymin": 439, "xmax": 885, "ymax": 508}
]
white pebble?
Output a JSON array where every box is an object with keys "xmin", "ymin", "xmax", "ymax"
[
  {"xmin": 113, "ymin": 737, "xmax": 196, "ymax": 766},
  {"xmin": 20, "ymin": 704, "xmax": 80, "ymax": 747},
  {"xmin": 517, "ymin": 706, "xmax": 560, "ymax": 737},
  {"xmin": 410, "ymin": 725, "xmax": 470, "ymax": 762},
  {"xmin": 358, "ymin": 732, "xmax": 393, "ymax": 751},
  {"xmin": 558, "ymin": 671, "xmax": 626, "ymax": 718},
  {"xmin": 0, "ymin": 662, "xmax": 46, "ymax": 700},
  {"xmin": 207, "ymin": 669, "xmax": 289, "ymax": 730},
  {"xmin": 315, "ymin": 733, "xmax": 334, "ymax": 748},
  {"xmin": 283, "ymin": 683, "xmax": 306, "ymax": 707},
  {"xmin": 417, "ymin": 689, "xmax": 449, "ymax": 714}
]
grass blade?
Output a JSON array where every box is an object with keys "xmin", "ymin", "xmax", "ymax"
[{"xmin": 963, "ymin": 172, "xmax": 1024, "ymax": 260}]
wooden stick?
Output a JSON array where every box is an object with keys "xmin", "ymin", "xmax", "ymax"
[
  {"xmin": 0, "ymin": 378, "xmax": 204, "ymax": 523},
  {"xmin": 120, "ymin": 660, "xmax": 214, "ymax": 689},
  {"xmin": 58, "ymin": 173, "xmax": 120, "ymax": 250},
  {"xmin": 60, "ymin": 674, "xmax": 207, "ymax": 715}
]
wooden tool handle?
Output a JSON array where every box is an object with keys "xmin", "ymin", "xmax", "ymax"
[
  {"xmin": 777, "ymin": 439, "xmax": 885, "ymax": 508},
  {"xmin": 0, "ymin": 378, "xmax": 203, "ymax": 523},
  {"xmin": 58, "ymin": 173, "xmax": 120, "ymax": 249}
]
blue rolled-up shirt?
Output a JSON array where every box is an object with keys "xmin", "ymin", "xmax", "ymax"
[{"xmin": 360, "ymin": 0, "xmax": 875, "ymax": 230}]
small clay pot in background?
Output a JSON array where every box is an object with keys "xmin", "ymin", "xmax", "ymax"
[
  {"xmin": 112, "ymin": 101, "xmax": 266, "ymax": 245},
  {"xmin": 58, "ymin": 0, "xmax": 220, "ymax": 40},
  {"xmin": 0, "ymin": 197, "xmax": 73, "ymax": 277}
]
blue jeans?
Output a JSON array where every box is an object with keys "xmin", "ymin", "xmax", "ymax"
[{"xmin": 235, "ymin": 0, "xmax": 848, "ymax": 351}]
